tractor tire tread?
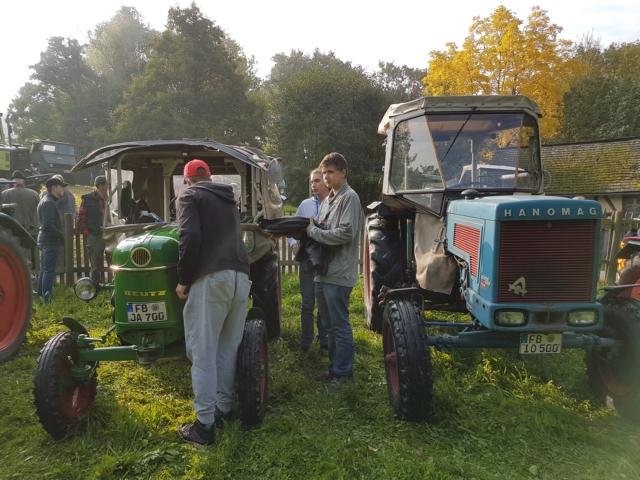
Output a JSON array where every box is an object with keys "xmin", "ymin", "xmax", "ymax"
[{"xmin": 237, "ymin": 318, "xmax": 268, "ymax": 426}]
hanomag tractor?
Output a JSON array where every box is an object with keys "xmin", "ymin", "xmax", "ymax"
[
  {"xmin": 365, "ymin": 95, "xmax": 640, "ymax": 421},
  {"xmin": 34, "ymin": 140, "xmax": 284, "ymax": 438}
]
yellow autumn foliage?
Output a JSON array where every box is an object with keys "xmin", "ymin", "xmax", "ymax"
[{"xmin": 424, "ymin": 6, "xmax": 582, "ymax": 140}]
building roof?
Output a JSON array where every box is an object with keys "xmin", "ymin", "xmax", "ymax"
[{"xmin": 543, "ymin": 137, "xmax": 640, "ymax": 196}]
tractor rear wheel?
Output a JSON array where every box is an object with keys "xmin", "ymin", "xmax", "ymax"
[
  {"xmin": 0, "ymin": 231, "xmax": 32, "ymax": 362},
  {"xmin": 363, "ymin": 214, "xmax": 402, "ymax": 332},
  {"xmin": 250, "ymin": 251, "xmax": 281, "ymax": 340},
  {"xmin": 586, "ymin": 298, "xmax": 640, "ymax": 421},
  {"xmin": 237, "ymin": 318, "xmax": 268, "ymax": 426},
  {"xmin": 382, "ymin": 299, "xmax": 433, "ymax": 421},
  {"xmin": 34, "ymin": 331, "xmax": 98, "ymax": 439}
]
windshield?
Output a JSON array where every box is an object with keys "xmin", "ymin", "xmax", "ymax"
[{"xmin": 389, "ymin": 112, "xmax": 541, "ymax": 193}]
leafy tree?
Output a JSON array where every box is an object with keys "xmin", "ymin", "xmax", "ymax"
[
  {"xmin": 559, "ymin": 41, "xmax": 640, "ymax": 141},
  {"xmin": 9, "ymin": 37, "xmax": 104, "ymax": 154},
  {"xmin": 111, "ymin": 4, "xmax": 261, "ymax": 143},
  {"xmin": 424, "ymin": 6, "xmax": 575, "ymax": 139},
  {"xmin": 265, "ymin": 50, "xmax": 389, "ymax": 205},
  {"xmin": 373, "ymin": 62, "xmax": 426, "ymax": 102}
]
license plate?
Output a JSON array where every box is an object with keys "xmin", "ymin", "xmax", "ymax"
[
  {"xmin": 126, "ymin": 302, "xmax": 167, "ymax": 323},
  {"xmin": 519, "ymin": 333, "xmax": 562, "ymax": 354}
]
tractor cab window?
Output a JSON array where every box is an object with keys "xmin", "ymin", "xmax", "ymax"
[{"xmin": 390, "ymin": 112, "xmax": 541, "ymax": 194}]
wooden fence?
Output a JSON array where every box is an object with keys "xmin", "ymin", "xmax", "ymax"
[{"xmin": 46, "ymin": 211, "xmax": 633, "ymax": 287}]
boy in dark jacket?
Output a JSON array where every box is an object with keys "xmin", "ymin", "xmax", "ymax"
[
  {"xmin": 175, "ymin": 159, "xmax": 251, "ymax": 446},
  {"xmin": 36, "ymin": 176, "xmax": 66, "ymax": 302}
]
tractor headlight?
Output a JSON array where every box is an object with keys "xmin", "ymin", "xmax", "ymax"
[
  {"xmin": 242, "ymin": 231, "xmax": 255, "ymax": 254},
  {"xmin": 74, "ymin": 277, "xmax": 98, "ymax": 301},
  {"xmin": 495, "ymin": 310, "xmax": 527, "ymax": 326},
  {"xmin": 567, "ymin": 310, "xmax": 597, "ymax": 326}
]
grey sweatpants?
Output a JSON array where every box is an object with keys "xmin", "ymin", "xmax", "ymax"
[{"xmin": 182, "ymin": 269, "xmax": 251, "ymax": 425}]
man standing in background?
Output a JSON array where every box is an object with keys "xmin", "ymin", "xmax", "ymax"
[
  {"xmin": 77, "ymin": 175, "xmax": 108, "ymax": 284},
  {"xmin": 1, "ymin": 170, "xmax": 39, "ymax": 238},
  {"xmin": 37, "ymin": 176, "xmax": 66, "ymax": 302},
  {"xmin": 289, "ymin": 168, "xmax": 330, "ymax": 352}
]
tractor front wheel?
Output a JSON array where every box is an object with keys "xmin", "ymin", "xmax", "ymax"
[
  {"xmin": 586, "ymin": 298, "xmax": 640, "ymax": 421},
  {"xmin": 237, "ymin": 318, "xmax": 268, "ymax": 426},
  {"xmin": 34, "ymin": 331, "xmax": 98, "ymax": 439},
  {"xmin": 382, "ymin": 299, "xmax": 433, "ymax": 421}
]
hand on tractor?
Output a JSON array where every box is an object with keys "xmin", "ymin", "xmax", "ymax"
[{"xmin": 176, "ymin": 283, "xmax": 189, "ymax": 299}]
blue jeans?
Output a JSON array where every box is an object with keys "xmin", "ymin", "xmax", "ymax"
[
  {"xmin": 315, "ymin": 282, "xmax": 354, "ymax": 377},
  {"xmin": 299, "ymin": 262, "xmax": 327, "ymax": 349},
  {"xmin": 37, "ymin": 246, "xmax": 59, "ymax": 299}
]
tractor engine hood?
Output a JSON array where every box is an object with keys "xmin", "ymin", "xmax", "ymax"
[
  {"xmin": 111, "ymin": 224, "xmax": 179, "ymax": 271},
  {"xmin": 447, "ymin": 195, "xmax": 602, "ymax": 222}
]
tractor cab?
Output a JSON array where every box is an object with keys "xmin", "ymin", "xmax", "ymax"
[{"xmin": 378, "ymin": 95, "xmax": 542, "ymax": 216}]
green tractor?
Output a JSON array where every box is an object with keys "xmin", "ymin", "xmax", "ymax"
[
  {"xmin": 0, "ymin": 207, "xmax": 34, "ymax": 362},
  {"xmin": 33, "ymin": 140, "xmax": 284, "ymax": 438}
]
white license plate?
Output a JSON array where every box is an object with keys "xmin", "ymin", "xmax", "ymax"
[
  {"xmin": 126, "ymin": 302, "xmax": 167, "ymax": 323},
  {"xmin": 519, "ymin": 333, "xmax": 562, "ymax": 354}
]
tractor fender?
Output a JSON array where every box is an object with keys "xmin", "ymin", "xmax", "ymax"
[
  {"xmin": 0, "ymin": 212, "xmax": 36, "ymax": 249},
  {"xmin": 616, "ymin": 239, "xmax": 640, "ymax": 260},
  {"xmin": 61, "ymin": 317, "xmax": 89, "ymax": 335}
]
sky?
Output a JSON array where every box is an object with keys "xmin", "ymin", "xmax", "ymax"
[{"xmin": 1, "ymin": 0, "xmax": 638, "ymax": 114}]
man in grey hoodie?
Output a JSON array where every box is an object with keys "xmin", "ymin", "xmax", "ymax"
[
  {"xmin": 306, "ymin": 152, "xmax": 363, "ymax": 385},
  {"xmin": 175, "ymin": 159, "xmax": 251, "ymax": 446}
]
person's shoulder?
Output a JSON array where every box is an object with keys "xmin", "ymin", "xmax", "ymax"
[{"xmin": 298, "ymin": 197, "xmax": 315, "ymax": 208}]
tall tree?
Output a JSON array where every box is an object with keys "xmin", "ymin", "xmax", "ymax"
[
  {"xmin": 373, "ymin": 62, "xmax": 426, "ymax": 102},
  {"xmin": 424, "ymin": 6, "xmax": 575, "ymax": 139},
  {"xmin": 265, "ymin": 50, "xmax": 388, "ymax": 205},
  {"xmin": 559, "ymin": 41, "xmax": 640, "ymax": 141},
  {"xmin": 9, "ymin": 37, "xmax": 104, "ymax": 154},
  {"xmin": 111, "ymin": 5, "xmax": 261, "ymax": 143}
]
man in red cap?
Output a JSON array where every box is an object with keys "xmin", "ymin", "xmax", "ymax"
[{"xmin": 175, "ymin": 158, "xmax": 251, "ymax": 446}]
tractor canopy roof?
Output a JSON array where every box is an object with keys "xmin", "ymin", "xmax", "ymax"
[
  {"xmin": 73, "ymin": 139, "xmax": 275, "ymax": 174},
  {"xmin": 378, "ymin": 95, "xmax": 541, "ymax": 134}
]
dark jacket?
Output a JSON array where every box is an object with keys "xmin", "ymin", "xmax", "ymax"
[
  {"xmin": 37, "ymin": 193, "xmax": 64, "ymax": 247},
  {"xmin": 177, "ymin": 181, "xmax": 249, "ymax": 286},
  {"xmin": 77, "ymin": 190, "xmax": 105, "ymax": 236}
]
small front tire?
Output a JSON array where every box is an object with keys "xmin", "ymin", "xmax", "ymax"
[
  {"xmin": 382, "ymin": 299, "xmax": 433, "ymax": 421},
  {"xmin": 33, "ymin": 331, "xmax": 98, "ymax": 439}
]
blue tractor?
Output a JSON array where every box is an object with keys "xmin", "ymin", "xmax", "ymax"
[{"xmin": 364, "ymin": 95, "xmax": 640, "ymax": 421}]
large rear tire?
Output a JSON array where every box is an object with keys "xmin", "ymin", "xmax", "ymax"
[
  {"xmin": 0, "ymin": 231, "xmax": 32, "ymax": 362},
  {"xmin": 382, "ymin": 299, "xmax": 433, "ymax": 421},
  {"xmin": 34, "ymin": 331, "xmax": 98, "ymax": 439},
  {"xmin": 586, "ymin": 298, "xmax": 640, "ymax": 421},
  {"xmin": 363, "ymin": 214, "xmax": 402, "ymax": 332},
  {"xmin": 237, "ymin": 318, "xmax": 268, "ymax": 426},
  {"xmin": 250, "ymin": 251, "xmax": 281, "ymax": 340}
]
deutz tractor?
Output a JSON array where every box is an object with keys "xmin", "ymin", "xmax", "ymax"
[
  {"xmin": 0, "ymin": 207, "xmax": 34, "ymax": 362},
  {"xmin": 33, "ymin": 140, "xmax": 284, "ymax": 438},
  {"xmin": 364, "ymin": 95, "xmax": 640, "ymax": 421}
]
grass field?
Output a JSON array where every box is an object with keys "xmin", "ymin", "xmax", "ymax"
[{"xmin": 1, "ymin": 274, "xmax": 640, "ymax": 479}]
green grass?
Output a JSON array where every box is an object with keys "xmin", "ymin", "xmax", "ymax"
[{"xmin": 2, "ymin": 275, "xmax": 640, "ymax": 479}]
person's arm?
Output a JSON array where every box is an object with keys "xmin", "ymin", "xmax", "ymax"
[
  {"xmin": 306, "ymin": 194, "xmax": 360, "ymax": 246},
  {"xmin": 176, "ymin": 191, "xmax": 201, "ymax": 287}
]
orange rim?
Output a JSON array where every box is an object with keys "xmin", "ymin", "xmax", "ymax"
[{"xmin": 0, "ymin": 244, "xmax": 29, "ymax": 353}]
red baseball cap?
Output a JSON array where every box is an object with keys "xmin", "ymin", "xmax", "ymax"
[{"xmin": 183, "ymin": 159, "xmax": 211, "ymax": 177}]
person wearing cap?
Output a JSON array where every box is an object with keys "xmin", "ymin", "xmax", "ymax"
[
  {"xmin": 77, "ymin": 176, "xmax": 108, "ymax": 283},
  {"xmin": 175, "ymin": 159, "xmax": 251, "ymax": 446},
  {"xmin": 1, "ymin": 170, "xmax": 40, "ymax": 238},
  {"xmin": 36, "ymin": 176, "xmax": 66, "ymax": 302}
]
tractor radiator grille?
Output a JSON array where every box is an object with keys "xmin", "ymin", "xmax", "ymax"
[
  {"xmin": 130, "ymin": 247, "xmax": 151, "ymax": 267},
  {"xmin": 453, "ymin": 224, "xmax": 481, "ymax": 277},
  {"xmin": 497, "ymin": 220, "xmax": 596, "ymax": 302}
]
